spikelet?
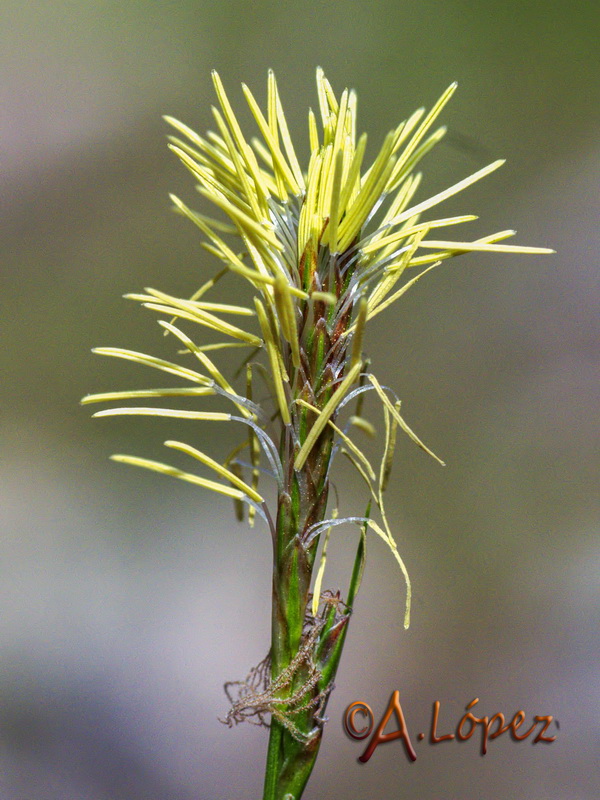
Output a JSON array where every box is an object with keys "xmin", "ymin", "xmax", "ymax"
[{"xmin": 85, "ymin": 68, "xmax": 553, "ymax": 627}]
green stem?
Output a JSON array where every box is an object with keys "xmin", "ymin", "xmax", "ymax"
[
  {"xmin": 260, "ymin": 272, "xmax": 357, "ymax": 799},
  {"xmin": 262, "ymin": 719, "xmax": 284, "ymax": 800}
]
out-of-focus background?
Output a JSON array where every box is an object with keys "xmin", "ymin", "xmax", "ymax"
[{"xmin": 1, "ymin": 1, "xmax": 598, "ymax": 798}]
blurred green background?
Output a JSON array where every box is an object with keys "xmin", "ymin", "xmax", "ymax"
[{"xmin": 1, "ymin": 1, "xmax": 598, "ymax": 798}]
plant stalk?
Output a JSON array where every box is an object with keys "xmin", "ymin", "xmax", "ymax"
[{"xmin": 260, "ymin": 245, "xmax": 363, "ymax": 800}]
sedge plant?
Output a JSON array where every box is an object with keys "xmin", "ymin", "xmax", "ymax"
[{"xmin": 83, "ymin": 68, "xmax": 552, "ymax": 799}]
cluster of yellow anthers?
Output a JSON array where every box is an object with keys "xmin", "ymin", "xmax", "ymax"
[{"xmin": 82, "ymin": 69, "xmax": 551, "ymax": 626}]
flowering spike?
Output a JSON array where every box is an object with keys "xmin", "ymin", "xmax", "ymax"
[{"xmin": 86, "ymin": 69, "xmax": 552, "ymax": 800}]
